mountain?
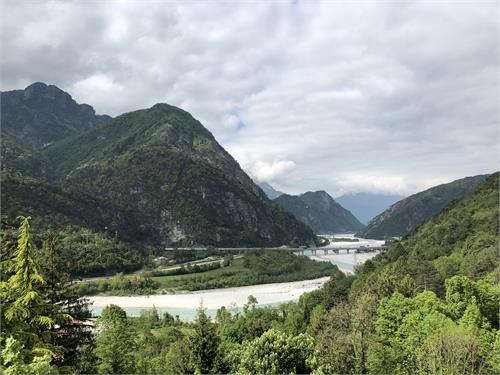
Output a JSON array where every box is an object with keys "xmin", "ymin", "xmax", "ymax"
[
  {"xmin": 1, "ymin": 83, "xmax": 317, "ymax": 248},
  {"xmin": 0, "ymin": 82, "xmax": 111, "ymax": 149},
  {"xmin": 274, "ymin": 191, "xmax": 364, "ymax": 234},
  {"xmin": 355, "ymin": 174, "xmax": 489, "ymax": 239},
  {"xmin": 359, "ymin": 172, "xmax": 499, "ymax": 291},
  {"xmin": 258, "ymin": 181, "xmax": 283, "ymax": 199},
  {"xmin": 335, "ymin": 192, "xmax": 405, "ymax": 224}
]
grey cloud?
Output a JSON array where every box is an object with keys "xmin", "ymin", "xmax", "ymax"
[{"xmin": 1, "ymin": 0, "xmax": 497, "ymax": 196}]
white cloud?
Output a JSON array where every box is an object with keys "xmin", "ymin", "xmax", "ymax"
[
  {"xmin": 243, "ymin": 160, "xmax": 297, "ymax": 183},
  {"xmin": 1, "ymin": 0, "xmax": 497, "ymax": 196},
  {"xmin": 72, "ymin": 74, "xmax": 125, "ymax": 114}
]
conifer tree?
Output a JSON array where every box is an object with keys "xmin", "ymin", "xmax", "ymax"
[
  {"xmin": 38, "ymin": 231, "xmax": 95, "ymax": 372},
  {"xmin": 190, "ymin": 307, "xmax": 220, "ymax": 374},
  {"xmin": 95, "ymin": 305, "xmax": 136, "ymax": 374},
  {"xmin": 0, "ymin": 217, "xmax": 70, "ymax": 368}
]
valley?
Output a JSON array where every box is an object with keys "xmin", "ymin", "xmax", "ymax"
[{"xmin": 1, "ymin": 81, "xmax": 498, "ymax": 374}]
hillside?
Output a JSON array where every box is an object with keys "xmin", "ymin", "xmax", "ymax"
[
  {"xmin": 274, "ymin": 191, "xmax": 364, "ymax": 234},
  {"xmin": 1, "ymin": 84, "xmax": 317, "ymax": 248},
  {"xmin": 1, "ymin": 82, "xmax": 111, "ymax": 149},
  {"xmin": 357, "ymin": 172, "xmax": 499, "ymax": 292},
  {"xmin": 355, "ymin": 174, "xmax": 489, "ymax": 239},
  {"xmin": 335, "ymin": 192, "xmax": 405, "ymax": 224}
]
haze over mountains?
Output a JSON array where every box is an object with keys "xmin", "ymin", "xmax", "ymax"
[
  {"xmin": 335, "ymin": 192, "xmax": 405, "ymax": 224},
  {"xmin": 356, "ymin": 174, "xmax": 489, "ymax": 240},
  {"xmin": 1, "ymin": 83, "xmax": 316, "ymax": 247},
  {"xmin": 258, "ymin": 181, "xmax": 405, "ymax": 225}
]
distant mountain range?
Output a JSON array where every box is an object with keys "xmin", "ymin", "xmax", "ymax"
[
  {"xmin": 1, "ymin": 82, "xmax": 317, "ymax": 248},
  {"xmin": 274, "ymin": 191, "xmax": 364, "ymax": 234},
  {"xmin": 335, "ymin": 192, "xmax": 405, "ymax": 224},
  {"xmin": 355, "ymin": 174, "xmax": 489, "ymax": 239},
  {"xmin": 257, "ymin": 181, "xmax": 283, "ymax": 200}
]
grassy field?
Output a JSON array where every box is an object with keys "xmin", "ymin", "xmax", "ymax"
[
  {"xmin": 151, "ymin": 258, "xmax": 247, "ymax": 290},
  {"xmin": 77, "ymin": 251, "xmax": 340, "ymax": 295}
]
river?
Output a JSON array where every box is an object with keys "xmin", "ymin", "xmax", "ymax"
[
  {"xmin": 304, "ymin": 233, "xmax": 385, "ymax": 273},
  {"xmin": 89, "ymin": 234, "xmax": 383, "ymax": 318},
  {"xmin": 89, "ymin": 277, "xmax": 329, "ymax": 318}
]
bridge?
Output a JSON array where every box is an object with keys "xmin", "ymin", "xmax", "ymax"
[
  {"xmin": 296, "ymin": 246, "xmax": 387, "ymax": 255},
  {"xmin": 163, "ymin": 246, "xmax": 387, "ymax": 255}
]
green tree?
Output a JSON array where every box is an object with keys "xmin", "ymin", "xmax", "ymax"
[
  {"xmin": 419, "ymin": 324, "xmax": 487, "ymax": 374},
  {"xmin": 164, "ymin": 337, "xmax": 194, "ymax": 374},
  {"xmin": 1, "ymin": 337, "xmax": 58, "ymax": 375},
  {"xmin": 94, "ymin": 305, "xmax": 136, "ymax": 374},
  {"xmin": 190, "ymin": 307, "xmax": 220, "ymax": 374},
  {"xmin": 37, "ymin": 231, "xmax": 95, "ymax": 373},
  {"xmin": 1, "ymin": 217, "xmax": 70, "ymax": 367},
  {"xmin": 230, "ymin": 329, "xmax": 317, "ymax": 374}
]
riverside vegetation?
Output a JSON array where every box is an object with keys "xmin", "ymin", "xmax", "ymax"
[
  {"xmin": 76, "ymin": 251, "xmax": 338, "ymax": 295},
  {"xmin": 1, "ymin": 173, "xmax": 498, "ymax": 374}
]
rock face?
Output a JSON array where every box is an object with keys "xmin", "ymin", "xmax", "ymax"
[
  {"xmin": 2, "ymin": 83, "xmax": 317, "ymax": 247},
  {"xmin": 1, "ymin": 82, "xmax": 111, "ymax": 148},
  {"xmin": 355, "ymin": 174, "xmax": 489, "ymax": 240},
  {"xmin": 274, "ymin": 191, "xmax": 364, "ymax": 234}
]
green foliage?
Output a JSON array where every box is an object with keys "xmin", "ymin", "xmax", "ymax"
[
  {"xmin": 190, "ymin": 308, "xmax": 220, "ymax": 374},
  {"xmin": 77, "ymin": 273, "xmax": 159, "ymax": 296},
  {"xmin": 228, "ymin": 329, "xmax": 317, "ymax": 374},
  {"xmin": 35, "ymin": 102, "xmax": 316, "ymax": 248},
  {"xmin": 37, "ymin": 231, "xmax": 95, "ymax": 372},
  {"xmin": 1, "ymin": 337, "xmax": 58, "ymax": 375},
  {"xmin": 0, "ymin": 217, "xmax": 68, "ymax": 361},
  {"xmin": 367, "ymin": 275, "xmax": 499, "ymax": 374},
  {"xmin": 95, "ymin": 305, "xmax": 136, "ymax": 374},
  {"xmin": 357, "ymin": 173, "xmax": 499, "ymax": 296},
  {"xmin": 79, "ymin": 250, "xmax": 338, "ymax": 295}
]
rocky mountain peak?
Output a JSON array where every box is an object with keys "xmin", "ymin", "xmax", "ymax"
[{"xmin": 1, "ymin": 82, "xmax": 111, "ymax": 148}]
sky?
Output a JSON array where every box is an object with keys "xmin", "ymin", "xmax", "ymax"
[{"xmin": 1, "ymin": 0, "xmax": 498, "ymax": 196}]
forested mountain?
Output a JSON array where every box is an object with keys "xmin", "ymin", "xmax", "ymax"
[
  {"xmin": 357, "ymin": 172, "xmax": 499, "ymax": 292},
  {"xmin": 274, "ymin": 191, "xmax": 364, "ymax": 234},
  {"xmin": 3, "ymin": 170, "xmax": 496, "ymax": 375},
  {"xmin": 257, "ymin": 181, "xmax": 283, "ymax": 199},
  {"xmin": 335, "ymin": 192, "xmax": 405, "ymax": 224},
  {"xmin": 1, "ymin": 83, "xmax": 316, "ymax": 252},
  {"xmin": 1, "ymin": 82, "xmax": 111, "ymax": 149},
  {"xmin": 356, "ymin": 174, "xmax": 489, "ymax": 239}
]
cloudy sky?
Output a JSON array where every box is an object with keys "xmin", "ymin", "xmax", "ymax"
[{"xmin": 1, "ymin": 0, "xmax": 498, "ymax": 196}]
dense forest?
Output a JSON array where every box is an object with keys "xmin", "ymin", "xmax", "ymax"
[{"xmin": 1, "ymin": 173, "xmax": 498, "ymax": 374}]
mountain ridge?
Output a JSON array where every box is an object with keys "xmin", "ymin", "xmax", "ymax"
[
  {"xmin": 258, "ymin": 181, "xmax": 284, "ymax": 199},
  {"xmin": 274, "ymin": 190, "xmax": 364, "ymax": 234},
  {"xmin": 1, "ymin": 82, "xmax": 111, "ymax": 149},
  {"xmin": 1, "ymin": 83, "xmax": 317, "ymax": 248},
  {"xmin": 356, "ymin": 174, "xmax": 490, "ymax": 239}
]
